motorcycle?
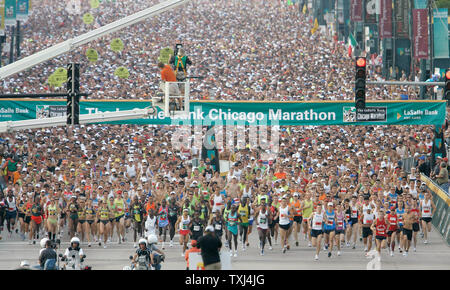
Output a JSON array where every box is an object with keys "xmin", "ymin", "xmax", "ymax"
[
  {"xmin": 123, "ymin": 253, "xmax": 165, "ymax": 270},
  {"xmin": 59, "ymin": 252, "xmax": 91, "ymax": 270},
  {"xmin": 18, "ymin": 239, "xmax": 61, "ymax": 270}
]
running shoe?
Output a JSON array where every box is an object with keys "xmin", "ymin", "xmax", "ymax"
[
  {"xmin": 403, "ymin": 251, "xmax": 407, "ymax": 257},
  {"xmin": 420, "ymin": 232, "xmax": 424, "ymax": 238},
  {"xmin": 260, "ymin": 250, "xmax": 264, "ymax": 256},
  {"xmin": 88, "ymin": 243, "xmax": 91, "ymax": 247},
  {"xmin": 282, "ymin": 246, "xmax": 286, "ymax": 254},
  {"xmin": 296, "ymin": 241, "xmax": 299, "ymax": 247},
  {"xmin": 314, "ymin": 254, "xmax": 319, "ymax": 261},
  {"xmin": 308, "ymin": 242, "xmax": 312, "ymax": 247},
  {"xmin": 269, "ymin": 246, "xmax": 273, "ymax": 250},
  {"xmin": 328, "ymin": 252, "xmax": 332, "ymax": 258},
  {"xmin": 104, "ymin": 245, "xmax": 107, "ymax": 249},
  {"xmin": 133, "ymin": 243, "xmax": 137, "ymax": 248},
  {"xmin": 170, "ymin": 240, "xmax": 173, "ymax": 248},
  {"xmin": 287, "ymin": 245, "xmax": 290, "ymax": 250},
  {"xmin": 337, "ymin": 251, "xmax": 341, "ymax": 256},
  {"xmin": 33, "ymin": 239, "xmax": 36, "ymax": 245},
  {"xmin": 230, "ymin": 251, "xmax": 233, "ymax": 257},
  {"xmin": 390, "ymin": 251, "xmax": 394, "ymax": 257},
  {"xmin": 413, "ymin": 247, "xmax": 416, "ymax": 252},
  {"xmin": 424, "ymin": 240, "xmax": 428, "ymax": 244},
  {"xmin": 181, "ymin": 252, "xmax": 184, "ymax": 257},
  {"xmin": 234, "ymin": 251, "xmax": 237, "ymax": 257},
  {"xmin": 28, "ymin": 240, "xmax": 32, "ymax": 245}
]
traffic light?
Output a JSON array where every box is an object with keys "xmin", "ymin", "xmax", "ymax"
[
  {"xmin": 355, "ymin": 57, "xmax": 366, "ymax": 109},
  {"xmin": 67, "ymin": 63, "xmax": 80, "ymax": 125},
  {"xmin": 445, "ymin": 69, "xmax": 450, "ymax": 100}
]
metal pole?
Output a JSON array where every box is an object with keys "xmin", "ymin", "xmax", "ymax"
[
  {"xmin": 9, "ymin": 26, "xmax": 14, "ymax": 64},
  {"xmin": 15, "ymin": 21, "xmax": 20, "ymax": 59},
  {"xmin": 392, "ymin": 0, "xmax": 396, "ymax": 79},
  {"xmin": 428, "ymin": 0, "xmax": 434, "ymax": 76}
]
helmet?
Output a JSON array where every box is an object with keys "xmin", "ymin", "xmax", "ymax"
[
  {"xmin": 147, "ymin": 234, "xmax": 158, "ymax": 245},
  {"xmin": 70, "ymin": 237, "xmax": 80, "ymax": 245},
  {"xmin": 138, "ymin": 238, "xmax": 147, "ymax": 246},
  {"xmin": 40, "ymin": 238, "xmax": 49, "ymax": 248}
]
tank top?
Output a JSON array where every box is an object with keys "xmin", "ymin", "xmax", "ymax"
[
  {"xmin": 85, "ymin": 207, "xmax": 95, "ymax": 219},
  {"xmin": 336, "ymin": 212, "xmax": 345, "ymax": 230},
  {"xmin": 375, "ymin": 218, "xmax": 387, "ymax": 237},
  {"xmin": 6, "ymin": 196, "xmax": 16, "ymax": 212},
  {"xmin": 223, "ymin": 207, "xmax": 231, "ymax": 220},
  {"xmin": 212, "ymin": 194, "xmax": 224, "ymax": 212},
  {"xmin": 191, "ymin": 220, "xmax": 203, "ymax": 234},
  {"xmin": 311, "ymin": 212, "xmax": 324, "ymax": 230},
  {"xmin": 362, "ymin": 203, "xmax": 372, "ymax": 215},
  {"xmin": 227, "ymin": 212, "xmax": 238, "ymax": 227},
  {"xmin": 180, "ymin": 215, "xmax": 190, "ymax": 230},
  {"xmin": 78, "ymin": 207, "xmax": 86, "ymax": 220},
  {"xmin": 238, "ymin": 203, "xmax": 249, "ymax": 223},
  {"xmin": 212, "ymin": 217, "xmax": 223, "ymax": 232},
  {"xmin": 325, "ymin": 210, "xmax": 335, "ymax": 229},
  {"xmin": 292, "ymin": 200, "xmax": 302, "ymax": 216},
  {"xmin": 48, "ymin": 204, "xmax": 57, "ymax": 216},
  {"xmin": 363, "ymin": 213, "xmax": 374, "ymax": 226},
  {"xmin": 114, "ymin": 198, "xmax": 125, "ymax": 217},
  {"xmin": 257, "ymin": 209, "xmax": 269, "ymax": 230},
  {"xmin": 303, "ymin": 200, "xmax": 313, "ymax": 218},
  {"xmin": 279, "ymin": 205, "xmax": 290, "ymax": 225},
  {"xmin": 396, "ymin": 208, "xmax": 405, "ymax": 226},
  {"xmin": 387, "ymin": 213, "xmax": 398, "ymax": 228},
  {"xmin": 99, "ymin": 207, "xmax": 109, "ymax": 220},
  {"xmin": 351, "ymin": 205, "xmax": 358, "ymax": 218},
  {"xmin": 421, "ymin": 199, "xmax": 432, "ymax": 217}
]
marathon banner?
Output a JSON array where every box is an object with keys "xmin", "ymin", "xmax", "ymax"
[
  {"xmin": 0, "ymin": 100, "xmax": 446, "ymax": 126},
  {"xmin": 394, "ymin": 0, "xmax": 411, "ymax": 39},
  {"xmin": 4, "ymin": 0, "xmax": 16, "ymax": 25},
  {"xmin": 413, "ymin": 9, "xmax": 428, "ymax": 60},
  {"xmin": 433, "ymin": 9, "xmax": 449, "ymax": 59},
  {"xmin": 350, "ymin": 0, "xmax": 362, "ymax": 22},
  {"xmin": 15, "ymin": 0, "xmax": 28, "ymax": 21},
  {"xmin": 379, "ymin": 0, "xmax": 392, "ymax": 39}
]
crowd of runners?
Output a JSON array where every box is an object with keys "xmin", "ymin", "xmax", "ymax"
[
  {"xmin": 0, "ymin": 123, "xmax": 442, "ymax": 262},
  {"xmin": 0, "ymin": 0, "xmax": 447, "ymax": 268}
]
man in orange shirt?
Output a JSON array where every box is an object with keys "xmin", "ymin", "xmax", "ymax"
[
  {"xmin": 185, "ymin": 240, "xmax": 201, "ymax": 270},
  {"xmin": 158, "ymin": 62, "xmax": 181, "ymax": 106}
]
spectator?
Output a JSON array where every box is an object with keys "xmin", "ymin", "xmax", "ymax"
[{"xmin": 196, "ymin": 225, "xmax": 222, "ymax": 270}]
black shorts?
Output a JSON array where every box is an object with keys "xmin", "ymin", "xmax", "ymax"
[
  {"xmin": 100, "ymin": 220, "xmax": 108, "ymax": 225},
  {"xmin": 168, "ymin": 216, "xmax": 178, "ymax": 226},
  {"xmin": 115, "ymin": 215, "xmax": 124, "ymax": 222},
  {"xmin": 396, "ymin": 226, "xmax": 404, "ymax": 234},
  {"xmin": 324, "ymin": 228, "xmax": 335, "ymax": 235},
  {"xmin": 293, "ymin": 216, "xmax": 302, "ymax": 224},
  {"xmin": 273, "ymin": 218, "xmax": 279, "ymax": 224},
  {"xmin": 403, "ymin": 228, "xmax": 413, "ymax": 241},
  {"xmin": 279, "ymin": 223, "xmax": 291, "ymax": 231},
  {"xmin": 24, "ymin": 216, "xmax": 31, "ymax": 224},
  {"xmin": 60, "ymin": 213, "xmax": 66, "ymax": 219},
  {"xmin": 311, "ymin": 229, "xmax": 323, "ymax": 238},
  {"xmin": 362, "ymin": 227, "xmax": 373, "ymax": 238},
  {"xmin": 376, "ymin": 235, "xmax": 387, "ymax": 241},
  {"xmin": 412, "ymin": 223, "xmax": 420, "ymax": 232},
  {"xmin": 350, "ymin": 218, "xmax": 358, "ymax": 226},
  {"xmin": 335, "ymin": 229, "xmax": 345, "ymax": 235},
  {"xmin": 109, "ymin": 218, "xmax": 115, "ymax": 223},
  {"xmin": 18, "ymin": 213, "xmax": 25, "ymax": 219},
  {"xmin": 421, "ymin": 217, "xmax": 432, "ymax": 223},
  {"xmin": 78, "ymin": 220, "xmax": 85, "ymax": 224},
  {"xmin": 387, "ymin": 230, "xmax": 396, "ymax": 237},
  {"xmin": 87, "ymin": 220, "xmax": 94, "ymax": 225}
]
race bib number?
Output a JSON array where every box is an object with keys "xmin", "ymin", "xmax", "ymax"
[
  {"xmin": 215, "ymin": 224, "xmax": 222, "ymax": 230},
  {"xmin": 193, "ymin": 225, "xmax": 200, "ymax": 232}
]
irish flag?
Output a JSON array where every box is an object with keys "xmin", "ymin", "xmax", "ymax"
[{"xmin": 348, "ymin": 33, "xmax": 357, "ymax": 57}]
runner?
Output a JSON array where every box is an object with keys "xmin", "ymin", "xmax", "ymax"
[
  {"xmin": 323, "ymin": 202, "xmax": 336, "ymax": 258},
  {"xmin": 410, "ymin": 199, "xmax": 420, "ymax": 251},
  {"xmin": 209, "ymin": 209, "xmax": 225, "ymax": 243},
  {"xmin": 97, "ymin": 200, "xmax": 110, "ymax": 248},
  {"xmin": 238, "ymin": 197, "xmax": 251, "ymax": 251},
  {"xmin": 167, "ymin": 195, "xmax": 180, "ymax": 248},
  {"xmin": 189, "ymin": 211, "xmax": 205, "ymax": 244},
  {"xmin": 334, "ymin": 204, "xmax": 346, "ymax": 256},
  {"xmin": 5, "ymin": 190, "xmax": 17, "ymax": 238},
  {"xmin": 157, "ymin": 198, "xmax": 169, "ymax": 249},
  {"xmin": 372, "ymin": 209, "xmax": 388, "ymax": 260},
  {"xmin": 402, "ymin": 205, "xmax": 415, "ymax": 256},
  {"xmin": 29, "ymin": 196, "xmax": 44, "ymax": 245},
  {"xmin": 310, "ymin": 202, "xmax": 324, "ymax": 261},
  {"xmin": 420, "ymin": 191, "xmax": 436, "ymax": 244},
  {"xmin": 347, "ymin": 196, "xmax": 360, "ymax": 249},
  {"xmin": 396, "ymin": 200, "xmax": 406, "ymax": 252},
  {"xmin": 130, "ymin": 196, "xmax": 144, "ymax": 248},
  {"xmin": 175, "ymin": 209, "xmax": 191, "ymax": 256},
  {"xmin": 361, "ymin": 206, "xmax": 374, "ymax": 255},
  {"xmin": 386, "ymin": 206, "xmax": 399, "ymax": 256},
  {"xmin": 278, "ymin": 196, "xmax": 294, "ymax": 254},
  {"xmin": 84, "ymin": 199, "xmax": 96, "ymax": 247},
  {"xmin": 226, "ymin": 204, "xmax": 242, "ymax": 257},
  {"xmin": 46, "ymin": 197, "xmax": 59, "ymax": 242},
  {"xmin": 114, "ymin": 192, "xmax": 126, "ymax": 244},
  {"xmin": 254, "ymin": 200, "xmax": 272, "ymax": 256},
  {"xmin": 76, "ymin": 198, "xmax": 86, "ymax": 243},
  {"xmin": 66, "ymin": 196, "xmax": 79, "ymax": 239},
  {"xmin": 291, "ymin": 192, "xmax": 303, "ymax": 247}
]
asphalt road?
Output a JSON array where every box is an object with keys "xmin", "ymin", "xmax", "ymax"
[{"xmin": 0, "ymin": 225, "xmax": 449, "ymax": 270}]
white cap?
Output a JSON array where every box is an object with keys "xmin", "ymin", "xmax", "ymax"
[{"xmin": 205, "ymin": 225, "xmax": 215, "ymax": 233}]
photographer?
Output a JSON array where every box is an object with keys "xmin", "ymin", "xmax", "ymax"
[{"xmin": 38, "ymin": 239, "xmax": 57, "ymax": 270}]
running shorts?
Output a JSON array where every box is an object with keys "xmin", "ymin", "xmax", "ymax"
[
  {"xmin": 421, "ymin": 217, "xmax": 432, "ymax": 223},
  {"xmin": 375, "ymin": 235, "xmax": 387, "ymax": 241},
  {"xmin": 115, "ymin": 215, "xmax": 124, "ymax": 222},
  {"xmin": 350, "ymin": 218, "xmax": 359, "ymax": 226},
  {"xmin": 324, "ymin": 228, "xmax": 335, "ymax": 235},
  {"xmin": 180, "ymin": 229, "xmax": 190, "ymax": 236},
  {"xmin": 279, "ymin": 223, "xmax": 291, "ymax": 231},
  {"xmin": 5, "ymin": 210, "xmax": 17, "ymax": 220},
  {"xmin": 18, "ymin": 213, "xmax": 25, "ymax": 220},
  {"xmin": 293, "ymin": 216, "xmax": 302, "ymax": 224},
  {"xmin": 396, "ymin": 226, "xmax": 403, "ymax": 234},
  {"xmin": 403, "ymin": 228, "xmax": 413, "ymax": 241},
  {"xmin": 412, "ymin": 223, "xmax": 420, "ymax": 232},
  {"xmin": 24, "ymin": 216, "xmax": 31, "ymax": 224},
  {"xmin": 335, "ymin": 229, "xmax": 345, "ymax": 235},
  {"xmin": 362, "ymin": 227, "xmax": 373, "ymax": 238},
  {"xmin": 311, "ymin": 229, "xmax": 323, "ymax": 238}
]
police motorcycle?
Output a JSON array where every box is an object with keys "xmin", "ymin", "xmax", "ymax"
[
  {"xmin": 123, "ymin": 235, "xmax": 165, "ymax": 270},
  {"xmin": 59, "ymin": 237, "xmax": 91, "ymax": 270}
]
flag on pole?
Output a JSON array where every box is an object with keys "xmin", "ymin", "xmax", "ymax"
[
  {"xmin": 311, "ymin": 18, "xmax": 319, "ymax": 34},
  {"xmin": 348, "ymin": 33, "xmax": 357, "ymax": 57}
]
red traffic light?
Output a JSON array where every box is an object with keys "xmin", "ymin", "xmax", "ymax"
[
  {"xmin": 446, "ymin": 70, "xmax": 450, "ymax": 79},
  {"xmin": 356, "ymin": 57, "xmax": 366, "ymax": 67}
]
